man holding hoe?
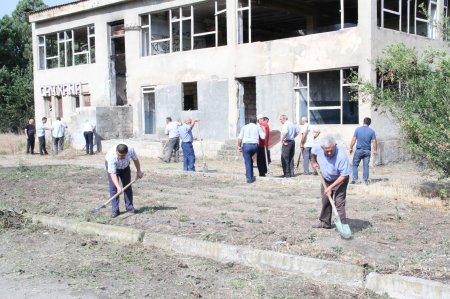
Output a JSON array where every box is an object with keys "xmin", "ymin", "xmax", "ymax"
[{"xmin": 105, "ymin": 144, "xmax": 144, "ymax": 218}]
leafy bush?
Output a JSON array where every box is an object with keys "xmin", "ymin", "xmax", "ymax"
[{"xmin": 356, "ymin": 44, "xmax": 449, "ymax": 177}]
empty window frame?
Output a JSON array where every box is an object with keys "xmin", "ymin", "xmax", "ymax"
[
  {"xmin": 183, "ymin": 82, "xmax": 198, "ymax": 111},
  {"xmin": 237, "ymin": 0, "xmax": 358, "ymax": 44},
  {"xmin": 294, "ymin": 68, "xmax": 359, "ymax": 125},
  {"xmin": 38, "ymin": 25, "xmax": 95, "ymax": 70},
  {"xmin": 379, "ymin": 0, "xmax": 443, "ymax": 38},
  {"xmin": 141, "ymin": 0, "xmax": 227, "ymax": 56}
]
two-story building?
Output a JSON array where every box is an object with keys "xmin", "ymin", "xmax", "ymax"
[{"xmin": 29, "ymin": 0, "xmax": 448, "ymax": 161}]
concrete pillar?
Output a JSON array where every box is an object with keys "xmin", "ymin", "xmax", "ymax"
[
  {"xmin": 227, "ymin": 0, "xmax": 239, "ymax": 138},
  {"xmin": 357, "ymin": 0, "xmax": 377, "ymax": 122},
  {"xmin": 436, "ymin": 0, "xmax": 445, "ymax": 40}
]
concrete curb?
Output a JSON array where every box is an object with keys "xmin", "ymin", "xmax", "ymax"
[
  {"xmin": 32, "ymin": 215, "xmax": 144, "ymax": 244},
  {"xmin": 142, "ymin": 232, "xmax": 364, "ymax": 288},
  {"xmin": 31, "ymin": 214, "xmax": 450, "ymax": 299},
  {"xmin": 366, "ymin": 273, "xmax": 450, "ymax": 299}
]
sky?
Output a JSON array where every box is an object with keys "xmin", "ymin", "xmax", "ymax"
[{"xmin": 0, "ymin": 0, "xmax": 74, "ymax": 18}]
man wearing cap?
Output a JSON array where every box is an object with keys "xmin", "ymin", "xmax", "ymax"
[
  {"xmin": 257, "ymin": 114, "xmax": 270, "ymax": 176},
  {"xmin": 238, "ymin": 116, "xmax": 266, "ymax": 183},
  {"xmin": 279, "ymin": 115, "xmax": 299, "ymax": 177}
]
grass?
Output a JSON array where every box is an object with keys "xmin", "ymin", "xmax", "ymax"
[
  {"xmin": 0, "ymin": 133, "xmax": 27, "ymax": 155},
  {"xmin": 178, "ymin": 214, "xmax": 190, "ymax": 222}
]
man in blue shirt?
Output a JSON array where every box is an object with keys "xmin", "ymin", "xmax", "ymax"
[
  {"xmin": 279, "ymin": 115, "xmax": 299, "ymax": 177},
  {"xmin": 311, "ymin": 135, "xmax": 350, "ymax": 229},
  {"xmin": 178, "ymin": 117, "xmax": 198, "ymax": 172},
  {"xmin": 349, "ymin": 117, "xmax": 377, "ymax": 185},
  {"xmin": 238, "ymin": 116, "xmax": 266, "ymax": 183}
]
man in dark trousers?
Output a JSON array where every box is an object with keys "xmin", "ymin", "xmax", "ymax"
[
  {"xmin": 36, "ymin": 117, "xmax": 49, "ymax": 155},
  {"xmin": 311, "ymin": 135, "xmax": 350, "ymax": 229},
  {"xmin": 279, "ymin": 115, "xmax": 299, "ymax": 177},
  {"xmin": 238, "ymin": 115, "xmax": 266, "ymax": 183},
  {"xmin": 349, "ymin": 117, "xmax": 377, "ymax": 185},
  {"xmin": 256, "ymin": 114, "xmax": 269, "ymax": 176},
  {"xmin": 24, "ymin": 118, "xmax": 36, "ymax": 154},
  {"xmin": 105, "ymin": 144, "xmax": 144, "ymax": 218}
]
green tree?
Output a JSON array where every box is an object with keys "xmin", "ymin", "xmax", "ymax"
[
  {"xmin": 0, "ymin": 0, "xmax": 47, "ymax": 133},
  {"xmin": 356, "ymin": 44, "xmax": 450, "ymax": 177}
]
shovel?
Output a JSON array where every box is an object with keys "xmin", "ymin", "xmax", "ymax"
[
  {"xmin": 91, "ymin": 177, "xmax": 139, "ymax": 213},
  {"xmin": 264, "ymin": 146, "xmax": 273, "ymax": 177},
  {"xmin": 316, "ymin": 170, "xmax": 352, "ymax": 240},
  {"xmin": 197, "ymin": 123, "xmax": 208, "ymax": 173}
]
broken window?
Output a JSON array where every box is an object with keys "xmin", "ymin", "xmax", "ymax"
[
  {"xmin": 378, "ymin": 0, "xmax": 442, "ymax": 39},
  {"xmin": 183, "ymin": 82, "xmax": 198, "ymax": 111},
  {"xmin": 141, "ymin": 0, "xmax": 227, "ymax": 56},
  {"xmin": 38, "ymin": 25, "xmax": 95, "ymax": 70},
  {"xmin": 237, "ymin": 0, "xmax": 358, "ymax": 44},
  {"xmin": 294, "ymin": 68, "xmax": 359, "ymax": 125}
]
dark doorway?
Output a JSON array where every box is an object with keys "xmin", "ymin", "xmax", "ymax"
[
  {"xmin": 237, "ymin": 77, "xmax": 256, "ymax": 131},
  {"xmin": 110, "ymin": 21, "xmax": 127, "ymax": 106}
]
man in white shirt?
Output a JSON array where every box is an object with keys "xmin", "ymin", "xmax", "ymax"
[
  {"xmin": 300, "ymin": 116, "xmax": 320, "ymax": 175},
  {"xmin": 36, "ymin": 117, "xmax": 49, "ymax": 155},
  {"xmin": 83, "ymin": 120, "xmax": 96, "ymax": 155},
  {"xmin": 238, "ymin": 116, "xmax": 266, "ymax": 183},
  {"xmin": 280, "ymin": 115, "xmax": 299, "ymax": 177},
  {"xmin": 52, "ymin": 117, "xmax": 67, "ymax": 155},
  {"xmin": 164, "ymin": 117, "xmax": 180, "ymax": 163},
  {"xmin": 105, "ymin": 144, "xmax": 144, "ymax": 218}
]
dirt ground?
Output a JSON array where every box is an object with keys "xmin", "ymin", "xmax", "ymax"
[{"xmin": 0, "ymin": 151, "xmax": 449, "ymax": 297}]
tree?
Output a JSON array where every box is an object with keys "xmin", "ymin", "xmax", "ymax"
[
  {"xmin": 356, "ymin": 44, "xmax": 450, "ymax": 177},
  {"xmin": 0, "ymin": 0, "xmax": 47, "ymax": 133}
]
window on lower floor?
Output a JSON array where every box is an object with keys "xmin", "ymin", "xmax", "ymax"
[
  {"xmin": 183, "ymin": 82, "xmax": 198, "ymax": 111},
  {"xmin": 294, "ymin": 68, "xmax": 359, "ymax": 125}
]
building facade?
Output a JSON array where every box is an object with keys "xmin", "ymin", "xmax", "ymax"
[{"xmin": 30, "ymin": 0, "xmax": 448, "ymax": 161}]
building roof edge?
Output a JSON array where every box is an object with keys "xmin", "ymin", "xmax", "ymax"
[{"xmin": 29, "ymin": 0, "xmax": 130, "ymax": 23}]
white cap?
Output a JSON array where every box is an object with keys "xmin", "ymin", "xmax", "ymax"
[{"xmin": 257, "ymin": 114, "xmax": 265, "ymax": 120}]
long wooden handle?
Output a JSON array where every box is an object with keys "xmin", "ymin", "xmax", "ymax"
[
  {"xmin": 102, "ymin": 177, "xmax": 139, "ymax": 207},
  {"xmin": 316, "ymin": 168, "xmax": 340, "ymax": 218}
]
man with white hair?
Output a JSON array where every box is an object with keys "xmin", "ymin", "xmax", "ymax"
[{"xmin": 311, "ymin": 135, "xmax": 350, "ymax": 229}]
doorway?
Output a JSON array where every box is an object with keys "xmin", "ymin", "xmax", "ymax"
[
  {"xmin": 142, "ymin": 87, "xmax": 156, "ymax": 134},
  {"xmin": 109, "ymin": 21, "xmax": 127, "ymax": 106},
  {"xmin": 236, "ymin": 77, "xmax": 256, "ymax": 131}
]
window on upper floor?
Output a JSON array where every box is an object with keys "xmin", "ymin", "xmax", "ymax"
[
  {"xmin": 294, "ymin": 68, "xmax": 359, "ymax": 125},
  {"xmin": 378, "ymin": 0, "xmax": 449, "ymax": 39},
  {"xmin": 141, "ymin": 0, "xmax": 227, "ymax": 56},
  {"xmin": 38, "ymin": 25, "xmax": 95, "ymax": 70},
  {"xmin": 237, "ymin": 0, "xmax": 358, "ymax": 44}
]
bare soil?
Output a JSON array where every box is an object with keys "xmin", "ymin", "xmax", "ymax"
[{"xmin": 0, "ymin": 152, "xmax": 449, "ymax": 297}]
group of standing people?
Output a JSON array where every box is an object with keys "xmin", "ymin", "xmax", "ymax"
[
  {"xmin": 24, "ymin": 116, "xmax": 98, "ymax": 156},
  {"xmin": 24, "ymin": 116, "xmax": 67, "ymax": 155},
  {"xmin": 238, "ymin": 113, "xmax": 377, "ymax": 231},
  {"xmin": 163, "ymin": 116, "xmax": 199, "ymax": 172}
]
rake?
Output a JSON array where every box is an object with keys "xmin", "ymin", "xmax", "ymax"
[{"xmin": 91, "ymin": 178, "xmax": 139, "ymax": 213}]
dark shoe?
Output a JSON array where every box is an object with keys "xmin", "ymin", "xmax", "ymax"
[
  {"xmin": 350, "ymin": 180, "xmax": 361, "ymax": 185},
  {"xmin": 111, "ymin": 212, "xmax": 120, "ymax": 218},
  {"xmin": 247, "ymin": 178, "xmax": 256, "ymax": 183},
  {"xmin": 312, "ymin": 222, "xmax": 332, "ymax": 229},
  {"xmin": 364, "ymin": 180, "xmax": 370, "ymax": 186},
  {"xmin": 127, "ymin": 208, "xmax": 138, "ymax": 214}
]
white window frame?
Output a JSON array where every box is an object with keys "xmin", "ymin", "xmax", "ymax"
[{"xmin": 294, "ymin": 68, "xmax": 359, "ymax": 125}]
